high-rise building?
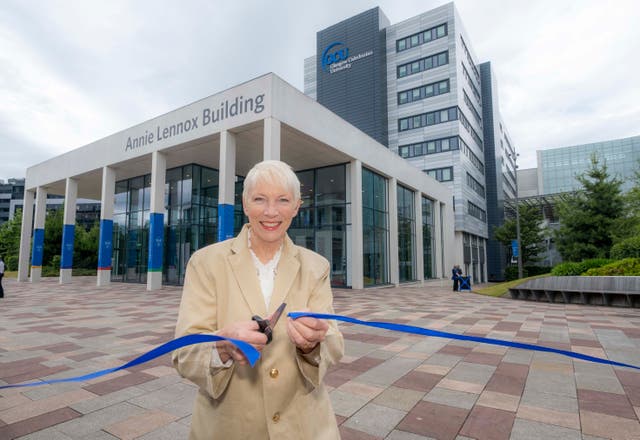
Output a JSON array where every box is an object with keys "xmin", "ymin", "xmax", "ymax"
[{"xmin": 304, "ymin": 3, "xmax": 518, "ymax": 281}]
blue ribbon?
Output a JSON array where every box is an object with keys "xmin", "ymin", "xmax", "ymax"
[
  {"xmin": 0, "ymin": 334, "xmax": 259, "ymax": 390},
  {"xmin": 3, "ymin": 312, "xmax": 638, "ymax": 390},
  {"xmin": 289, "ymin": 312, "xmax": 640, "ymax": 371}
]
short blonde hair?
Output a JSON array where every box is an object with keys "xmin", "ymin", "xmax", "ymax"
[{"xmin": 242, "ymin": 160, "xmax": 301, "ymax": 202}]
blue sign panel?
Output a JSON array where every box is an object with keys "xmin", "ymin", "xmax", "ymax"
[
  {"xmin": 321, "ymin": 42, "xmax": 349, "ymax": 72},
  {"xmin": 218, "ymin": 204, "xmax": 235, "ymax": 242},
  {"xmin": 148, "ymin": 213, "xmax": 164, "ymax": 272},
  {"xmin": 512, "ymin": 239, "xmax": 519, "ymax": 258},
  {"xmin": 98, "ymin": 219, "xmax": 113, "ymax": 270},
  {"xmin": 60, "ymin": 224, "xmax": 75, "ymax": 269},
  {"xmin": 31, "ymin": 228, "xmax": 45, "ymax": 267}
]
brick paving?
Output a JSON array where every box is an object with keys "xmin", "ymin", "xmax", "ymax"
[{"xmin": 0, "ymin": 276, "xmax": 639, "ymax": 439}]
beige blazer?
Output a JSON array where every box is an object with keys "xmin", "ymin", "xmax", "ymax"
[{"xmin": 172, "ymin": 225, "xmax": 344, "ymax": 440}]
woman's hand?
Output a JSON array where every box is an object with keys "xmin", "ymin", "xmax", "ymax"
[
  {"xmin": 216, "ymin": 321, "xmax": 268, "ymax": 365},
  {"xmin": 286, "ymin": 308, "xmax": 329, "ymax": 353}
]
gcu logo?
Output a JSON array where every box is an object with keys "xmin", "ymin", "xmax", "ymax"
[{"xmin": 321, "ymin": 42, "xmax": 349, "ymax": 71}]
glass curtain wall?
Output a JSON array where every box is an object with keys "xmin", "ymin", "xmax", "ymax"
[
  {"xmin": 397, "ymin": 185, "xmax": 416, "ymax": 282},
  {"xmin": 362, "ymin": 168, "xmax": 389, "ymax": 286},
  {"xmin": 112, "ymin": 164, "xmax": 221, "ymax": 284},
  {"xmin": 164, "ymin": 165, "xmax": 219, "ymax": 284},
  {"xmin": 289, "ymin": 164, "xmax": 350, "ymax": 287},
  {"xmin": 112, "ymin": 176, "xmax": 150, "ymax": 283},
  {"xmin": 422, "ymin": 196, "xmax": 436, "ymax": 279}
]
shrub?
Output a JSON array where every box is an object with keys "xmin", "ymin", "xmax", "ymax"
[
  {"xmin": 504, "ymin": 266, "xmax": 528, "ymax": 281},
  {"xmin": 583, "ymin": 258, "xmax": 640, "ymax": 276},
  {"xmin": 525, "ymin": 266, "xmax": 551, "ymax": 277},
  {"xmin": 611, "ymin": 236, "xmax": 640, "ymax": 260},
  {"xmin": 551, "ymin": 259, "xmax": 613, "ymax": 276},
  {"xmin": 551, "ymin": 262, "xmax": 584, "ymax": 276},
  {"xmin": 5, "ymin": 255, "xmax": 18, "ymax": 271}
]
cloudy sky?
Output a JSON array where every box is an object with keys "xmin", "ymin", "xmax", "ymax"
[{"xmin": 1, "ymin": 0, "xmax": 639, "ymax": 181}]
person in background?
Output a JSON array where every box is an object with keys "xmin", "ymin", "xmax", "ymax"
[
  {"xmin": 172, "ymin": 160, "xmax": 344, "ymax": 440},
  {"xmin": 0, "ymin": 256, "xmax": 5, "ymax": 298},
  {"xmin": 451, "ymin": 264, "xmax": 462, "ymax": 292}
]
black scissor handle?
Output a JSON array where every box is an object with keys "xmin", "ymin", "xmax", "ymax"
[{"xmin": 252, "ymin": 315, "xmax": 273, "ymax": 344}]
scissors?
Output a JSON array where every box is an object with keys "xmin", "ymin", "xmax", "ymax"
[{"xmin": 252, "ymin": 302, "xmax": 286, "ymax": 344}]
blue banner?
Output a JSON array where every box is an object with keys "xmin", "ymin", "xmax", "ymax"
[
  {"xmin": 60, "ymin": 224, "xmax": 75, "ymax": 269},
  {"xmin": 217, "ymin": 203, "xmax": 235, "ymax": 242},
  {"xmin": 31, "ymin": 228, "xmax": 45, "ymax": 267},
  {"xmin": 2, "ymin": 312, "xmax": 638, "ymax": 390},
  {"xmin": 511, "ymin": 239, "xmax": 519, "ymax": 257},
  {"xmin": 0, "ymin": 334, "xmax": 259, "ymax": 389},
  {"xmin": 98, "ymin": 219, "xmax": 114, "ymax": 270},
  {"xmin": 148, "ymin": 213, "xmax": 164, "ymax": 272}
]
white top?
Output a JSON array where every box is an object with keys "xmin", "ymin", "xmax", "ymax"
[
  {"xmin": 0, "ymin": 260, "xmax": 4, "ymax": 274},
  {"xmin": 210, "ymin": 230, "xmax": 282, "ymax": 369}
]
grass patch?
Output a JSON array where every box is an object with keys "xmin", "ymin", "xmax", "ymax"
[
  {"xmin": 473, "ymin": 274, "xmax": 550, "ymax": 297},
  {"xmin": 4, "ymin": 271, "xmax": 17, "ymax": 278}
]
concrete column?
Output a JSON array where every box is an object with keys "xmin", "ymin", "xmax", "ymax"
[
  {"xmin": 263, "ymin": 117, "xmax": 281, "ymax": 160},
  {"xmin": 97, "ymin": 166, "xmax": 116, "ymax": 286},
  {"xmin": 218, "ymin": 130, "xmax": 237, "ymax": 242},
  {"xmin": 17, "ymin": 189, "xmax": 35, "ymax": 282},
  {"xmin": 414, "ymin": 191, "xmax": 424, "ymax": 283},
  {"xmin": 388, "ymin": 178, "xmax": 399, "ymax": 286},
  {"xmin": 147, "ymin": 151, "xmax": 166, "ymax": 291},
  {"xmin": 30, "ymin": 187, "xmax": 47, "ymax": 283},
  {"xmin": 349, "ymin": 160, "xmax": 363, "ymax": 290},
  {"xmin": 59, "ymin": 178, "xmax": 78, "ymax": 284}
]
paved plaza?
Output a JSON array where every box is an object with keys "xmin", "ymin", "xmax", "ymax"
[{"xmin": 0, "ymin": 277, "xmax": 639, "ymax": 439}]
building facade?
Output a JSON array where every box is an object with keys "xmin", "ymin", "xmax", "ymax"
[
  {"xmin": 304, "ymin": 3, "xmax": 518, "ymax": 281},
  {"xmin": 537, "ymin": 135, "xmax": 640, "ymax": 195},
  {"xmin": 18, "ymin": 74, "xmax": 455, "ymax": 290},
  {"xmin": 0, "ymin": 178, "xmax": 25, "ymax": 225}
]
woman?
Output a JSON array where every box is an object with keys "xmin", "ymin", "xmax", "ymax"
[{"xmin": 172, "ymin": 160, "xmax": 344, "ymax": 439}]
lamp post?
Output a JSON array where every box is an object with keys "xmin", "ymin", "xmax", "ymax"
[{"xmin": 509, "ymin": 152, "xmax": 523, "ymax": 279}]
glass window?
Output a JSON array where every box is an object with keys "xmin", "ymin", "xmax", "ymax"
[
  {"xmin": 437, "ymin": 24, "xmax": 446, "ymax": 38},
  {"xmin": 424, "ymin": 57, "xmax": 433, "ymax": 69},
  {"xmin": 412, "ymin": 89, "xmax": 421, "ymax": 100},
  {"xmin": 425, "ymin": 85, "xmax": 433, "ymax": 96},
  {"xmin": 397, "ymin": 39, "xmax": 406, "ymax": 51},
  {"xmin": 399, "ymin": 92, "xmax": 408, "ymax": 104},
  {"xmin": 114, "ymin": 181, "xmax": 128, "ymax": 214},
  {"xmin": 398, "ymin": 65, "xmax": 407, "ymax": 78},
  {"xmin": 411, "ymin": 61, "xmax": 420, "ymax": 73},
  {"xmin": 413, "ymin": 116, "xmax": 421, "ymax": 128},
  {"xmin": 362, "ymin": 168, "xmax": 389, "ymax": 286},
  {"xmin": 411, "ymin": 35, "xmax": 419, "ymax": 46},
  {"xmin": 427, "ymin": 141, "xmax": 436, "ymax": 153},
  {"xmin": 440, "ymin": 110, "xmax": 449, "ymax": 122},
  {"xmin": 437, "ymin": 52, "xmax": 447, "ymax": 65},
  {"xmin": 448, "ymin": 108, "xmax": 458, "ymax": 120},
  {"xmin": 397, "ymin": 185, "xmax": 416, "ymax": 282},
  {"xmin": 442, "ymin": 168, "xmax": 452, "ymax": 181},
  {"xmin": 399, "ymin": 119, "xmax": 408, "ymax": 131},
  {"xmin": 423, "ymin": 30, "xmax": 432, "ymax": 42},
  {"xmin": 439, "ymin": 81, "xmax": 449, "ymax": 92},
  {"xmin": 441, "ymin": 138, "xmax": 450, "ymax": 151},
  {"xmin": 426, "ymin": 113, "xmax": 435, "ymax": 125}
]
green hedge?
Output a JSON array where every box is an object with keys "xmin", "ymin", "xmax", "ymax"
[
  {"xmin": 611, "ymin": 236, "xmax": 640, "ymax": 259},
  {"xmin": 551, "ymin": 259, "xmax": 613, "ymax": 276},
  {"xmin": 504, "ymin": 266, "xmax": 551, "ymax": 281},
  {"xmin": 583, "ymin": 258, "xmax": 640, "ymax": 276}
]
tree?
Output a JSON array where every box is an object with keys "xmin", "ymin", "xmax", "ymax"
[
  {"xmin": 617, "ymin": 163, "xmax": 640, "ymax": 239},
  {"xmin": 555, "ymin": 154, "xmax": 624, "ymax": 261},
  {"xmin": 0, "ymin": 210, "xmax": 22, "ymax": 270},
  {"xmin": 494, "ymin": 204, "xmax": 545, "ymax": 266}
]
